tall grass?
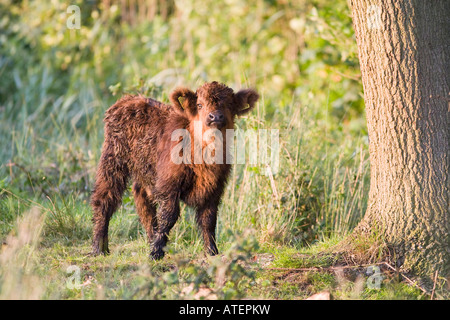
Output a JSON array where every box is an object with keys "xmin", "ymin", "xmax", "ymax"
[{"xmin": 0, "ymin": 207, "xmax": 45, "ymax": 299}]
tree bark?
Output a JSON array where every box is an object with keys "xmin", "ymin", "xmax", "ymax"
[{"xmin": 348, "ymin": 0, "xmax": 450, "ymax": 279}]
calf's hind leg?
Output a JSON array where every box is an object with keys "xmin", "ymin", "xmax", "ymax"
[
  {"xmin": 133, "ymin": 182, "xmax": 158, "ymax": 243},
  {"xmin": 91, "ymin": 154, "xmax": 129, "ymax": 255}
]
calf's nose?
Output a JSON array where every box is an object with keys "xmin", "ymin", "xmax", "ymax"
[{"xmin": 208, "ymin": 112, "xmax": 224, "ymax": 122}]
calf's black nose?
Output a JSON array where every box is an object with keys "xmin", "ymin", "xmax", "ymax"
[{"xmin": 208, "ymin": 111, "xmax": 224, "ymax": 122}]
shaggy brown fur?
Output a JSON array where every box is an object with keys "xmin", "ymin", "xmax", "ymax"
[{"xmin": 91, "ymin": 81, "xmax": 259, "ymax": 259}]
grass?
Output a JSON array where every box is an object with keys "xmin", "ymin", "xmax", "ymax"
[{"xmin": 0, "ymin": 208, "xmax": 433, "ymax": 300}]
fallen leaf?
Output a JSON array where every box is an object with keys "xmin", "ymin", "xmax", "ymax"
[{"xmin": 305, "ymin": 291, "xmax": 331, "ymax": 300}]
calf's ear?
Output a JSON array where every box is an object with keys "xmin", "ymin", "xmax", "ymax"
[
  {"xmin": 170, "ymin": 87, "xmax": 197, "ymax": 116},
  {"xmin": 233, "ymin": 89, "xmax": 259, "ymax": 116}
]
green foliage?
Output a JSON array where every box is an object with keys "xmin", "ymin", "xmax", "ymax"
[{"xmin": 125, "ymin": 230, "xmax": 259, "ymax": 300}]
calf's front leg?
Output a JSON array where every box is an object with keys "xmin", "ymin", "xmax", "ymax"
[
  {"xmin": 151, "ymin": 196, "xmax": 180, "ymax": 260},
  {"xmin": 196, "ymin": 204, "xmax": 219, "ymax": 256}
]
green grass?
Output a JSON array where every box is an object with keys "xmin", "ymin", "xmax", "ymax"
[{"xmin": 0, "ymin": 208, "xmax": 432, "ymax": 300}]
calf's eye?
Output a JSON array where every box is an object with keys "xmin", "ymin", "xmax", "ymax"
[{"xmin": 197, "ymin": 104, "xmax": 202, "ymax": 109}]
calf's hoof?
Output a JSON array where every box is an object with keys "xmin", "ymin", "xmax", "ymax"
[
  {"xmin": 91, "ymin": 238, "xmax": 110, "ymax": 256},
  {"xmin": 150, "ymin": 249, "xmax": 165, "ymax": 260}
]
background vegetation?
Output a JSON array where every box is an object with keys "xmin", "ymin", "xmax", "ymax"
[{"xmin": 0, "ymin": 0, "xmax": 439, "ymax": 299}]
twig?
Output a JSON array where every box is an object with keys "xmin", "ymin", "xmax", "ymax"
[
  {"xmin": 333, "ymin": 70, "xmax": 361, "ymax": 81},
  {"xmin": 263, "ymin": 262, "xmax": 386, "ymax": 273},
  {"xmin": 266, "ymin": 164, "xmax": 280, "ymax": 205},
  {"xmin": 383, "ymin": 262, "xmax": 429, "ymax": 295},
  {"xmin": 431, "ymin": 270, "xmax": 439, "ymax": 300}
]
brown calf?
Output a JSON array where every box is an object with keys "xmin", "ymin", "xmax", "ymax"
[{"xmin": 91, "ymin": 81, "xmax": 259, "ymax": 259}]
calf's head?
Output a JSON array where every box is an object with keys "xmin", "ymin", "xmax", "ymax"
[{"xmin": 170, "ymin": 81, "xmax": 259, "ymax": 131}]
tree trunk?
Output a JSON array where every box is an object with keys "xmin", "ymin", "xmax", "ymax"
[{"xmin": 348, "ymin": 0, "xmax": 450, "ymax": 279}]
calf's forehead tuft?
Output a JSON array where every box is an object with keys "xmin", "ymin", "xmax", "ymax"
[{"xmin": 196, "ymin": 82, "xmax": 234, "ymax": 103}]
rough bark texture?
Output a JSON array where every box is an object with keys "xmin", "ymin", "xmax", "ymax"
[{"xmin": 348, "ymin": 0, "xmax": 450, "ymax": 278}]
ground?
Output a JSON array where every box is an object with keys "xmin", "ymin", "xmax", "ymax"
[{"xmin": 1, "ymin": 208, "xmax": 439, "ymax": 300}]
